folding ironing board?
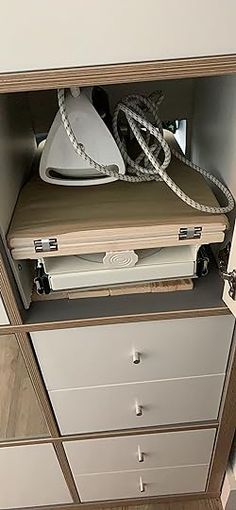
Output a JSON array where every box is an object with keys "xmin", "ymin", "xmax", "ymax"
[{"xmin": 8, "ymin": 154, "xmax": 228, "ymax": 261}]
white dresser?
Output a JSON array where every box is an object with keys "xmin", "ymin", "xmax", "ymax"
[{"xmin": 31, "ymin": 314, "xmax": 234, "ymax": 501}]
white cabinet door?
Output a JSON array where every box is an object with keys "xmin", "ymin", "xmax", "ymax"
[
  {"xmin": 31, "ymin": 316, "xmax": 234, "ymax": 390},
  {"xmin": 0, "ymin": 1, "xmax": 236, "ymax": 73},
  {"xmin": 0, "ymin": 444, "xmax": 72, "ymax": 509},
  {"xmin": 75, "ymin": 464, "xmax": 209, "ymax": 501},
  {"xmin": 0, "ymin": 296, "xmax": 9, "ymax": 325},
  {"xmin": 50, "ymin": 374, "xmax": 224, "ymax": 435}
]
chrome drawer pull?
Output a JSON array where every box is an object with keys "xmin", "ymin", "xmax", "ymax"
[
  {"xmin": 135, "ymin": 402, "xmax": 143, "ymax": 417},
  {"xmin": 137, "ymin": 445, "xmax": 144, "ymax": 463},
  {"xmin": 132, "ymin": 351, "xmax": 141, "ymax": 364},
  {"xmin": 139, "ymin": 476, "xmax": 145, "ymax": 493}
]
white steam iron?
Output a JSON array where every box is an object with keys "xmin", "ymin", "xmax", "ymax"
[{"xmin": 39, "ymin": 88, "xmax": 125, "ymax": 186}]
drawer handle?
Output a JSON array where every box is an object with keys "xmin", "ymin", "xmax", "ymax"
[
  {"xmin": 132, "ymin": 351, "xmax": 141, "ymax": 365},
  {"xmin": 135, "ymin": 402, "xmax": 143, "ymax": 417},
  {"xmin": 137, "ymin": 445, "xmax": 144, "ymax": 463},
  {"xmin": 139, "ymin": 476, "xmax": 145, "ymax": 493}
]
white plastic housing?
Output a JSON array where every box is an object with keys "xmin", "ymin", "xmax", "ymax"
[
  {"xmin": 42, "ymin": 245, "xmax": 198, "ymax": 292},
  {"xmin": 39, "ymin": 90, "xmax": 126, "ymax": 186}
]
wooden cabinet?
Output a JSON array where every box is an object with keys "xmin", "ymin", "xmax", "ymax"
[{"xmin": 0, "ymin": 21, "xmax": 236, "ymax": 509}]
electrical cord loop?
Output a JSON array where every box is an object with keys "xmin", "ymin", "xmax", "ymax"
[{"xmin": 57, "ymin": 88, "xmax": 234, "ymax": 214}]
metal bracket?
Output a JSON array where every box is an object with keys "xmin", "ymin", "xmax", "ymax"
[
  {"xmin": 196, "ymin": 246, "xmax": 210, "ymax": 277},
  {"xmin": 222, "ymin": 269, "xmax": 236, "ymax": 300},
  {"xmin": 34, "ymin": 238, "xmax": 58, "ymax": 254},
  {"xmin": 218, "ymin": 243, "xmax": 236, "ymax": 300},
  {"xmin": 179, "ymin": 226, "xmax": 202, "ymax": 241},
  {"xmin": 34, "ymin": 261, "xmax": 51, "ymax": 295}
]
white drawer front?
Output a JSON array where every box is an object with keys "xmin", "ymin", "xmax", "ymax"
[
  {"xmin": 0, "ymin": 444, "xmax": 72, "ymax": 509},
  {"xmin": 0, "ymin": 296, "xmax": 9, "ymax": 325},
  {"xmin": 31, "ymin": 316, "xmax": 234, "ymax": 390},
  {"xmin": 75, "ymin": 464, "xmax": 209, "ymax": 501},
  {"xmin": 64, "ymin": 428, "xmax": 216, "ymax": 475},
  {"xmin": 50, "ymin": 375, "xmax": 224, "ymax": 434}
]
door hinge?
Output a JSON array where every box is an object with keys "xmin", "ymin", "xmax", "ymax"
[
  {"xmin": 221, "ymin": 269, "xmax": 236, "ymax": 300},
  {"xmin": 218, "ymin": 242, "xmax": 236, "ymax": 300},
  {"xmin": 178, "ymin": 226, "xmax": 202, "ymax": 241},
  {"xmin": 34, "ymin": 238, "xmax": 58, "ymax": 254}
]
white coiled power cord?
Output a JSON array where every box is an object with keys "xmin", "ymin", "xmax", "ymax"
[{"xmin": 57, "ymin": 88, "xmax": 234, "ymax": 215}]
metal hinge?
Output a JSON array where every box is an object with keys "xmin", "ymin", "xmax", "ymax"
[
  {"xmin": 34, "ymin": 238, "xmax": 58, "ymax": 253},
  {"xmin": 34, "ymin": 260, "xmax": 51, "ymax": 294},
  {"xmin": 179, "ymin": 226, "xmax": 202, "ymax": 241},
  {"xmin": 222, "ymin": 269, "xmax": 236, "ymax": 300},
  {"xmin": 218, "ymin": 242, "xmax": 236, "ymax": 300}
]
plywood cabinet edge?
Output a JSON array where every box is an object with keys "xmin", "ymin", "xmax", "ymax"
[
  {"xmin": 0, "ymin": 253, "xmax": 22, "ymax": 325},
  {"xmin": 0, "ymin": 54, "xmax": 236, "ymax": 93},
  {"xmin": 207, "ymin": 328, "xmax": 236, "ymax": 493},
  {"xmin": 0, "ymin": 307, "xmax": 231, "ymax": 336}
]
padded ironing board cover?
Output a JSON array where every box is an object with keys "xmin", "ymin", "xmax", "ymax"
[{"xmin": 8, "ymin": 153, "xmax": 228, "ymax": 259}]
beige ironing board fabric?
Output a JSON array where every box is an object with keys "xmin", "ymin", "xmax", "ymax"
[{"xmin": 7, "ymin": 154, "xmax": 228, "ymax": 259}]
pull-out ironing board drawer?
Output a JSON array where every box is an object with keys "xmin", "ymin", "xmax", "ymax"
[{"xmin": 7, "ymin": 153, "xmax": 228, "ymax": 261}]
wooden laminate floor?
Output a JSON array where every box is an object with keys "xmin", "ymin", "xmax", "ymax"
[{"xmin": 91, "ymin": 500, "xmax": 222, "ymax": 510}]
